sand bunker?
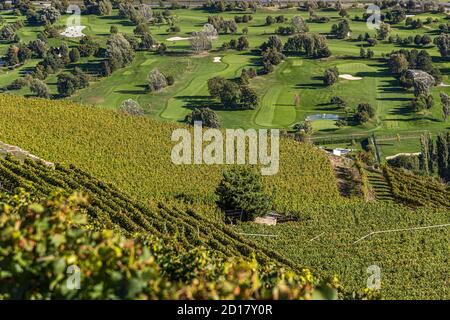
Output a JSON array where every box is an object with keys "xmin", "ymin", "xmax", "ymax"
[
  {"xmin": 60, "ymin": 26, "xmax": 86, "ymax": 38},
  {"xmin": 166, "ymin": 36, "xmax": 191, "ymax": 41},
  {"xmin": 213, "ymin": 57, "xmax": 222, "ymax": 63},
  {"xmin": 406, "ymin": 14, "xmax": 415, "ymax": 18},
  {"xmin": 439, "ymin": 82, "xmax": 450, "ymax": 87},
  {"xmin": 339, "ymin": 74, "xmax": 362, "ymax": 81}
]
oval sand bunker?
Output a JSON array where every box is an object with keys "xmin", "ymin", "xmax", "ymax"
[{"xmin": 339, "ymin": 74, "xmax": 362, "ymax": 81}]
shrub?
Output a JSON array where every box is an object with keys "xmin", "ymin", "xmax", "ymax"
[{"xmin": 120, "ymin": 99, "xmax": 144, "ymax": 116}]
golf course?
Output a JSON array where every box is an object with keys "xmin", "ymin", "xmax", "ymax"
[{"xmin": 1, "ymin": 1, "xmax": 450, "ymax": 156}]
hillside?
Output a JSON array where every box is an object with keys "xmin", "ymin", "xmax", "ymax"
[
  {"xmin": 0, "ymin": 94, "xmax": 341, "ymax": 214},
  {"xmin": 237, "ymin": 201, "xmax": 449, "ymax": 300}
]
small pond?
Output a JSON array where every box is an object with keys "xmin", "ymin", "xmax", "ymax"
[{"xmin": 305, "ymin": 114, "xmax": 342, "ymax": 121}]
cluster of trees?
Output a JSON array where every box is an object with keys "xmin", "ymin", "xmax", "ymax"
[
  {"xmin": 84, "ymin": 0, "xmax": 113, "ymax": 16},
  {"xmin": 186, "ymin": 108, "xmax": 220, "ymax": 128},
  {"xmin": 388, "ymin": 49, "xmax": 442, "ymax": 85},
  {"xmin": 389, "ymin": 34, "xmax": 432, "ymax": 47},
  {"xmin": 234, "ymin": 14, "xmax": 253, "ymax": 23},
  {"xmin": 57, "ymin": 68, "xmax": 90, "ymax": 97},
  {"xmin": 330, "ymin": 19, "xmax": 351, "ymax": 39},
  {"xmin": 190, "ymin": 31, "xmax": 213, "ymax": 53},
  {"xmin": 221, "ymin": 36, "xmax": 249, "ymax": 51},
  {"xmin": 207, "ymin": 76, "xmax": 258, "ymax": 109},
  {"xmin": 147, "ymin": 68, "xmax": 173, "ymax": 92},
  {"xmin": 387, "ymin": 48, "xmax": 440, "ymax": 113},
  {"xmin": 203, "ymin": 0, "xmax": 257, "ymax": 13},
  {"xmin": 323, "ymin": 67, "xmax": 339, "ymax": 86},
  {"xmin": 207, "ymin": 16, "xmax": 238, "ymax": 34},
  {"xmin": 26, "ymin": 5, "xmax": 61, "ymax": 26},
  {"xmin": 307, "ymin": 11, "xmax": 330, "ymax": 24},
  {"xmin": 354, "ymin": 103, "xmax": 376, "ymax": 124},
  {"xmin": 433, "ymin": 34, "xmax": 450, "ymax": 59},
  {"xmin": 405, "ymin": 17, "xmax": 424, "ymax": 29},
  {"xmin": 260, "ymin": 36, "xmax": 285, "ymax": 73},
  {"xmin": 239, "ymin": 67, "xmax": 257, "ymax": 85},
  {"xmin": 0, "ymin": 21, "xmax": 23, "ymax": 42},
  {"xmin": 301, "ymin": 0, "xmax": 343, "ymax": 11},
  {"xmin": 275, "ymin": 16, "xmax": 309, "ymax": 36},
  {"xmin": 265, "ymin": 15, "xmax": 286, "ymax": 26},
  {"xmin": 359, "ymin": 47, "xmax": 375, "ymax": 59},
  {"xmin": 284, "ymin": 33, "xmax": 331, "ymax": 58},
  {"xmin": 419, "ymin": 132, "xmax": 450, "ymax": 183},
  {"xmin": 100, "ymin": 33, "xmax": 135, "ymax": 76},
  {"xmin": 118, "ymin": 2, "xmax": 154, "ymax": 26}
]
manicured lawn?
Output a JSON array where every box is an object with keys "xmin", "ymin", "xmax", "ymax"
[{"xmin": 1, "ymin": 7, "xmax": 450, "ymax": 156}]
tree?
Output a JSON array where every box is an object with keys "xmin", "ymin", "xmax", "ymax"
[
  {"xmin": 40, "ymin": 6, "xmax": 61, "ymax": 25},
  {"xmin": 436, "ymin": 133, "xmax": 449, "ymax": 180},
  {"xmin": 29, "ymin": 78, "xmax": 50, "ymax": 98},
  {"xmin": 215, "ymin": 167, "xmax": 272, "ymax": 221},
  {"xmin": 388, "ymin": 53, "xmax": 409, "ymax": 74},
  {"xmin": 110, "ymin": 25, "xmax": 118, "ymax": 34},
  {"xmin": 239, "ymin": 85, "xmax": 258, "ymax": 109},
  {"xmin": 190, "ymin": 31, "xmax": 212, "ymax": 53},
  {"xmin": 291, "ymin": 16, "xmax": 309, "ymax": 33},
  {"xmin": 140, "ymin": 33, "xmax": 157, "ymax": 51},
  {"xmin": 79, "ymin": 35, "xmax": 100, "ymax": 57},
  {"xmin": 208, "ymin": 77, "xmax": 227, "ymax": 98},
  {"xmin": 323, "ymin": 67, "xmax": 339, "ymax": 86},
  {"xmin": 98, "ymin": 0, "xmax": 113, "ymax": 16},
  {"xmin": 28, "ymin": 39, "xmax": 47, "ymax": 58},
  {"xmin": 147, "ymin": 68, "xmax": 168, "ymax": 92},
  {"xmin": 440, "ymin": 92, "xmax": 450, "ymax": 121},
  {"xmin": 106, "ymin": 33, "xmax": 135, "ymax": 70},
  {"xmin": 331, "ymin": 19, "xmax": 351, "ymax": 39},
  {"xmin": 120, "ymin": 99, "xmax": 144, "ymax": 116},
  {"xmin": 434, "ymin": 34, "xmax": 450, "ymax": 59},
  {"xmin": 69, "ymin": 48, "xmax": 80, "ymax": 63},
  {"xmin": 187, "ymin": 108, "xmax": 220, "ymax": 128},
  {"xmin": 236, "ymin": 36, "xmax": 249, "ymax": 51},
  {"xmin": 355, "ymin": 103, "xmax": 375, "ymax": 124},
  {"xmin": 137, "ymin": 4, "xmax": 153, "ymax": 23},
  {"xmin": 57, "ymin": 73, "xmax": 77, "ymax": 97},
  {"xmin": 377, "ymin": 22, "xmax": 391, "ymax": 40}
]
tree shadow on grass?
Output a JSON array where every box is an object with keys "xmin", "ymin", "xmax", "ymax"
[
  {"xmin": 175, "ymin": 95, "xmax": 227, "ymax": 111},
  {"xmin": 115, "ymin": 84, "xmax": 148, "ymax": 95},
  {"xmin": 295, "ymin": 82, "xmax": 325, "ymax": 89}
]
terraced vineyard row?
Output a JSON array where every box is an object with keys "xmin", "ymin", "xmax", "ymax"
[
  {"xmin": 0, "ymin": 155, "xmax": 300, "ymax": 272},
  {"xmin": 383, "ymin": 166, "xmax": 450, "ymax": 208},
  {"xmin": 237, "ymin": 201, "xmax": 450, "ymax": 299}
]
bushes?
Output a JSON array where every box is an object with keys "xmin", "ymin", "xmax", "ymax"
[
  {"xmin": 186, "ymin": 108, "xmax": 220, "ymax": 128},
  {"xmin": 120, "ymin": 99, "xmax": 144, "ymax": 116}
]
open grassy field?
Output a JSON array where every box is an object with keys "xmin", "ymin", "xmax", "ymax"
[{"xmin": 1, "ymin": 6, "xmax": 450, "ymax": 157}]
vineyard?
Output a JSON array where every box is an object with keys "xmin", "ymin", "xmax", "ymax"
[
  {"xmin": 383, "ymin": 166, "xmax": 450, "ymax": 208},
  {"xmin": 0, "ymin": 94, "xmax": 341, "ymax": 214},
  {"xmin": 0, "ymin": 182, "xmax": 336, "ymax": 300},
  {"xmin": 237, "ymin": 201, "xmax": 450, "ymax": 300},
  {"xmin": 0, "ymin": 154, "xmax": 302, "ymax": 272}
]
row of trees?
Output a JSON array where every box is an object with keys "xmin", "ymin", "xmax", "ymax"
[
  {"xmin": 207, "ymin": 76, "xmax": 258, "ymax": 110},
  {"xmin": 420, "ymin": 132, "xmax": 450, "ymax": 183}
]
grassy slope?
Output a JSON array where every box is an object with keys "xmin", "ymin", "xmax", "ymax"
[
  {"xmin": 0, "ymin": 94, "xmax": 340, "ymax": 213},
  {"xmin": 236, "ymin": 201, "xmax": 450, "ymax": 300}
]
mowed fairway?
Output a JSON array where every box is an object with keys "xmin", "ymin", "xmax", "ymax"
[{"xmin": 1, "ymin": 6, "xmax": 450, "ymax": 154}]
